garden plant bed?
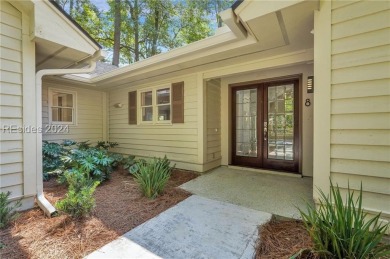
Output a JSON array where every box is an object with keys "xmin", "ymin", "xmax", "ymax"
[
  {"xmin": 1, "ymin": 169, "xmax": 198, "ymax": 259},
  {"xmin": 255, "ymin": 216, "xmax": 317, "ymax": 259}
]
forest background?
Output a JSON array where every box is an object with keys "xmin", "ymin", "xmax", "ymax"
[{"xmin": 55, "ymin": 0, "xmax": 234, "ymax": 66}]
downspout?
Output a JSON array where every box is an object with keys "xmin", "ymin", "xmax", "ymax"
[{"xmin": 36, "ymin": 50, "xmax": 102, "ymax": 217}]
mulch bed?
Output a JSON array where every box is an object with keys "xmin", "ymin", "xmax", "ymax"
[
  {"xmin": 255, "ymin": 216, "xmax": 318, "ymax": 259},
  {"xmin": 0, "ymin": 169, "xmax": 198, "ymax": 259}
]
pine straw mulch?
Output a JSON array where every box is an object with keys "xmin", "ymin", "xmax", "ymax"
[
  {"xmin": 0, "ymin": 169, "xmax": 198, "ymax": 259},
  {"xmin": 255, "ymin": 216, "xmax": 318, "ymax": 259}
]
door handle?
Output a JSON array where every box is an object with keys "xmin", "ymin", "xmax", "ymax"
[{"xmin": 264, "ymin": 122, "xmax": 268, "ymax": 141}]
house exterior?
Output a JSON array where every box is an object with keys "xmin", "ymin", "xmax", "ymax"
[{"xmin": 1, "ymin": 0, "xmax": 389, "ymax": 226}]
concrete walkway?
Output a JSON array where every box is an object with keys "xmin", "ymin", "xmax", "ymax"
[
  {"xmin": 180, "ymin": 167, "xmax": 313, "ymax": 218},
  {"xmin": 86, "ymin": 195, "xmax": 272, "ymax": 259}
]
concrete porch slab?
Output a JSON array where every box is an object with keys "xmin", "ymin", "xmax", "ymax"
[
  {"xmin": 86, "ymin": 195, "xmax": 272, "ymax": 259},
  {"xmin": 180, "ymin": 166, "xmax": 313, "ymax": 218}
]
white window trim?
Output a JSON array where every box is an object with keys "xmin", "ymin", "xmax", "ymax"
[
  {"xmin": 48, "ymin": 88, "xmax": 77, "ymax": 125},
  {"xmin": 138, "ymin": 85, "xmax": 172, "ymax": 125}
]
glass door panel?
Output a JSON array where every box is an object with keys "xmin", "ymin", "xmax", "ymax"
[
  {"xmin": 267, "ymin": 84, "xmax": 294, "ymax": 161},
  {"xmin": 235, "ymin": 89, "xmax": 257, "ymax": 157}
]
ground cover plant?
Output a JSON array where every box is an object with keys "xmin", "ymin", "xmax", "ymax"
[
  {"xmin": 0, "ymin": 169, "xmax": 198, "ymax": 258},
  {"xmin": 299, "ymin": 182, "xmax": 390, "ymax": 258},
  {"xmin": 0, "ymin": 192, "xmax": 21, "ymax": 229}
]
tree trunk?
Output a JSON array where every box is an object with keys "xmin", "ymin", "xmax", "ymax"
[
  {"xmin": 151, "ymin": 9, "xmax": 159, "ymax": 56},
  {"xmin": 134, "ymin": 0, "xmax": 140, "ymax": 61},
  {"xmin": 128, "ymin": 0, "xmax": 140, "ymax": 62},
  {"xmin": 112, "ymin": 0, "xmax": 121, "ymax": 66}
]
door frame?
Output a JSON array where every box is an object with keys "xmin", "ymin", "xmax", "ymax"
[{"xmin": 230, "ymin": 74, "xmax": 302, "ymax": 174}]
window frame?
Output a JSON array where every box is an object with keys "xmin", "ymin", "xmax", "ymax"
[
  {"xmin": 138, "ymin": 85, "xmax": 172, "ymax": 125},
  {"xmin": 48, "ymin": 88, "xmax": 77, "ymax": 125}
]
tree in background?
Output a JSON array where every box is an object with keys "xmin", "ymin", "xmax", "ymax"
[{"xmin": 55, "ymin": 0, "xmax": 234, "ymax": 66}]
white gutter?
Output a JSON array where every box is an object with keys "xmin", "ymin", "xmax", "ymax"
[{"xmin": 35, "ymin": 50, "xmax": 103, "ymax": 217}]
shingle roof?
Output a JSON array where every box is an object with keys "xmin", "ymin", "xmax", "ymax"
[{"xmin": 89, "ymin": 61, "xmax": 119, "ymax": 77}]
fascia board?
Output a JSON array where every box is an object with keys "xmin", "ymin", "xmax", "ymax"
[{"xmin": 91, "ymin": 29, "xmax": 243, "ymax": 83}]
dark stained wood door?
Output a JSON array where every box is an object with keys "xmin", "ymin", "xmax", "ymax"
[{"xmin": 232, "ymin": 79, "xmax": 300, "ymax": 173}]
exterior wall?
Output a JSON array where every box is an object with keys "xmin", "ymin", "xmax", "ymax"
[
  {"xmin": 0, "ymin": 1, "xmax": 24, "ymax": 200},
  {"xmin": 220, "ymin": 64, "xmax": 314, "ymax": 176},
  {"xmin": 205, "ymin": 79, "xmax": 222, "ymax": 170},
  {"xmin": 42, "ymin": 79, "xmax": 108, "ymax": 144},
  {"xmin": 329, "ymin": 1, "xmax": 390, "ymax": 217},
  {"xmin": 109, "ymin": 74, "xmax": 201, "ymax": 171}
]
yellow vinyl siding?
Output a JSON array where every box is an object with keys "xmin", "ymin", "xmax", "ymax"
[
  {"xmin": 0, "ymin": 1, "xmax": 23, "ymax": 199},
  {"xmin": 42, "ymin": 80, "xmax": 106, "ymax": 144},
  {"xmin": 108, "ymin": 75, "xmax": 199, "ymax": 170},
  {"xmin": 206, "ymin": 79, "xmax": 221, "ymax": 164},
  {"xmin": 330, "ymin": 0, "xmax": 390, "ymax": 215}
]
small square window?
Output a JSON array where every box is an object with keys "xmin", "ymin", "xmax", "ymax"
[
  {"xmin": 49, "ymin": 89, "xmax": 76, "ymax": 124},
  {"xmin": 139, "ymin": 87, "xmax": 171, "ymax": 124}
]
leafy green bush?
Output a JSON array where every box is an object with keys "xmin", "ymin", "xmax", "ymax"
[
  {"xmin": 0, "ymin": 192, "xmax": 21, "ymax": 229},
  {"xmin": 42, "ymin": 141, "xmax": 68, "ymax": 180},
  {"xmin": 122, "ymin": 155, "xmax": 136, "ymax": 172},
  {"xmin": 133, "ymin": 156, "xmax": 173, "ymax": 199},
  {"xmin": 43, "ymin": 140, "xmax": 125, "ymax": 183},
  {"xmin": 56, "ymin": 170, "xmax": 99, "ymax": 218},
  {"xmin": 62, "ymin": 148, "xmax": 116, "ymax": 182},
  {"xmin": 96, "ymin": 141, "xmax": 119, "ymax": 150},
  {"xmin": 299, "ymin": 181, "xmax": 390, "ymax": 258}
]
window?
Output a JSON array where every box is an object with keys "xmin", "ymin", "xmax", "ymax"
[
  {"xmin": 49, "ymin": 89, "xmax": 76, "ymax": 124},
  {"xmin": 157, "ymin": 88, "xmax": 171, "ymax": 121},
  {"xmin": 141, "ymin": 91, "xmax": 153, "ymax": 121},
  {"xmin": 139, "ymin": 87, "xmax": 171, "ymax": 123},
  {"xmin": 129, "ymin": 81, "xmax": 184, "ymax": 125}
]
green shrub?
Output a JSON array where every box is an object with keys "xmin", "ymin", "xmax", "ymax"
[
  {"xmin": 56, "ymin": 170, "xmax": 99, "ymax": 218},
  {"xmin": 42, "ymin": 141, "xmax": 68, "ymax": 180},
  {"xmin": 122, "ymin": 155, "xmax": 136, "ymax": 172},
  {"xmin": 299, "ymin": 181, "xmax": 390, "ymax": 258},
  {"xmin": 43, "ymin": 140, "xmax": 126, "ymax": 183},
  {"xmin": 0, "ymin": 192, "xmax": 21, "ymax": 229},
  {"xmin": 61, "ymin": 148, "xmax": 111, "ymax": 182},
  {"xmin": 133, "ymin": 156, "xmax": 173, "ymax": 199},
  {"xmin": 96, "ymin": 141, "xmax": 119, "ymax": 150}
]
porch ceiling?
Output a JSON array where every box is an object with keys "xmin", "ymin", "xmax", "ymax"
[
  {"xmin": 244, "ymin": 0, "xmax": 317, "ymax": 51},
  {"xmin": 35, "ymin": 38, "xmax": 93, "ymax": 70}
]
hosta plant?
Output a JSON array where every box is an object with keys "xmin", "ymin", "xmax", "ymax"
[
  {"xmin": 133, "ymin": 156, "xmax": 173, "ymax": 199},
  {"xmin": 299, "ymin": 181, "xmax": 390, "ymax": 258}
]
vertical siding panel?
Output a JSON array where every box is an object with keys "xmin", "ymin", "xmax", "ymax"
[
  {"xmin": 206, "ymin": 79, "xmax": 221, "ymax": 163},
  {"xmin": 0, "ymin": 1, "xmax": 23, "ymax": 199},
  {"xmin": 330, "ymin": 0, "xmax": 390, "ymax": 216}
]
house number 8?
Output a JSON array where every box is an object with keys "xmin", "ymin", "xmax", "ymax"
[{"xmin": 305, "ymin": 99, "xmax": 311, "ymax": 107}]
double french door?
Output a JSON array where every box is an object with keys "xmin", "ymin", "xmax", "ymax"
[{"xmin": 232, "ymin": 79, "xmax": 299, "ymax": 173}]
